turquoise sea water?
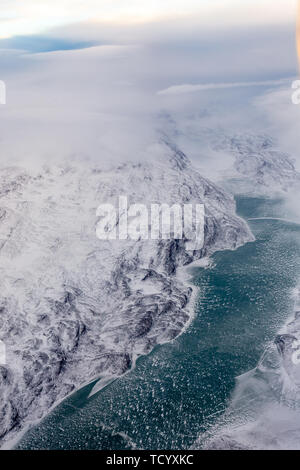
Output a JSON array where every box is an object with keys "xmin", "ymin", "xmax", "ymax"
[{"xmin": 17, "ymin": 196, "xmax": 300, "ymax": 450}]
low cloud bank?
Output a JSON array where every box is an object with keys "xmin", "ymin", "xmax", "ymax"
[{"xmin": 158, "ymin": 79, "xmax": 292, "ymax": 96}]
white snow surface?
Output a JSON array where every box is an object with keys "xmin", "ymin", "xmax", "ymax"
[{"xmin": 0, "ymin": 140, "xmax": 253, "ymax": 445}]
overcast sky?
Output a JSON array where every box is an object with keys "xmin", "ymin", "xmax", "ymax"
[
  {"xmin": 0, "ymin": 0, "xmax": 297, "ymax": 38},
  {"xmin": 0, "ymin": 0, "xmax": 299, "ymax": 171}
]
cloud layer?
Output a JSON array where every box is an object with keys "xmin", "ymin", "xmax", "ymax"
[
  {"xmin": 0, "ymin": 0, "xmax": 296, "ymax": 38},
  {"xmin": 158, "ymin": 79, "xmax": 292, "ymax": 96},
  {"xmin": 0, "ymin": 1, "xmax": 298, "ymax": 173}
]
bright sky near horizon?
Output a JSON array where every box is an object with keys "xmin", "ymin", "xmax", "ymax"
[
  {"xmin": 0, "ymin": 0, "xmax": 297, "ymax": 39},
  {"xmin": 298, "ymin": 0, "xmax": 300, "ymax": 68}
]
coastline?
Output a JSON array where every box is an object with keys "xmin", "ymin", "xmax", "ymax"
[{"xmin": 6, "ymin": 234, "xmax": 253, "ymax": 450}]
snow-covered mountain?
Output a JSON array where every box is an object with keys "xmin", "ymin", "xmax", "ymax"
[
  {"xmin": 161, "ymin": 114, "xmax": 300, "ymax": 193},
  {"xmin": 215, "ymin": 134, "xmax": 300, "ymax": 193},
  {"xmin": 0, "ymin": 140, "xmax": 253, "ymax": 446}
]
